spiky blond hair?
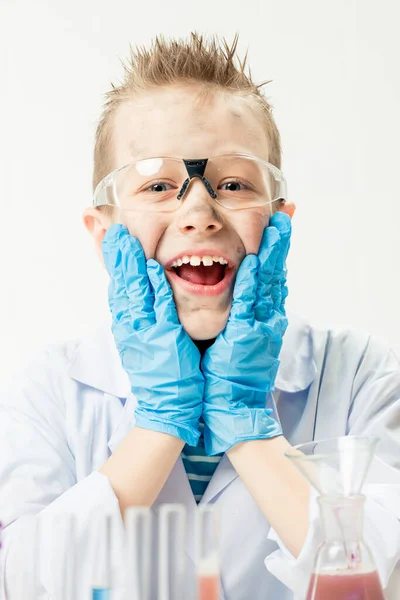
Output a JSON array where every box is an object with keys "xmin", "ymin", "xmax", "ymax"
[{"xmin": 93, "ymin": 33, "xmax": 282, "ymax": 191}]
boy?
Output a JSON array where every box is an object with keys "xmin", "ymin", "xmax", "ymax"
[{"xmin": 0, "ymin": 34, "xmax": 399, "ymax": 599}]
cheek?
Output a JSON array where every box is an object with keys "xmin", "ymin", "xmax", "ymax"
[
  {"xmin": 120, "ymin": 211, "xmax": 169, "ymax": 258},
  {"xmin": 232, "ymin": 209, "xmax": 269, "ymax": 255}
]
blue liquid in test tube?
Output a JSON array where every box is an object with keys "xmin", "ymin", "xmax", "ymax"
[
  {"xmin": 90, "ymin": 513, "xmax": 113, "ymax": 600},
  {"xmin": 92, "ymin": 589, "xmax": 111, "ymax": 600}
]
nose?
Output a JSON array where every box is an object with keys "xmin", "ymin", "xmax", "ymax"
[{"xmin": 175, "ymin": 178, "xmax": 224, "ymax": 235}]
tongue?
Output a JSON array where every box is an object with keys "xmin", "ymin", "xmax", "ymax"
[{"xmin": 176, "ymin": 263, "xmax": 225, "ymax": 286}]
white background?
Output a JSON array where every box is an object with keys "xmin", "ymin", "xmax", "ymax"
[{"xmin": 1, "ymin": 0, "xmax": 400, "ymax": 383}]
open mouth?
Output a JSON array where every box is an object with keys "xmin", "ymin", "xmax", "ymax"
[
  {"xmin": 173, "ymin": 260, "xmax": 227, "ymax": 286},
  {"xmin": 167, "ymin": 255, "xmax": 234, "ymax": 296}
]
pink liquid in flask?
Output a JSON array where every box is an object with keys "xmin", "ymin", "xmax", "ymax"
[
  {"xmin": 306, "ymin": 570, "xmax": 385, "ymax": 600},
  {"xmin": 198, "ymin": 574, "xmax": 219, "ymax": 600}
]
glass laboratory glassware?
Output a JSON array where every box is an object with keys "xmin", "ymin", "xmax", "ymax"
[
  {"xmin": 49, "ymin": 513, "xmax": 76, "ymax": 600},
  {"xmin": 124, "ymin": 507, "xmax": 153, "ymax": 600},
  {"xmin": 285, "ymin": 436, "xmax": 385, "ymax": 600},
  {"xmin": 307, "ymin": 494, "xmax": 384, "ymax": 600},
  {"xmin": 14, "ymin": 513, "xmax": 76, "ymax": 600},
  {"xmin": 90, "ymin": 513, "xmax": 114, "ymax": 600},
  {"xmin": 195, "ymin": 506, "xmax": 221, "ymax": 600},
  {"xmin": 13, "ymin": 515, "xmax": 38, "ymax": 600},
  {"xmin": 158, "ymin": 504, "xmax": 187, "ymax": 600}
]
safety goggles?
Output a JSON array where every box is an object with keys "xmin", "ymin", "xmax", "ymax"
[{"xmin": 93, "ymin": 154, "xmax": 288, "ymax": 212}]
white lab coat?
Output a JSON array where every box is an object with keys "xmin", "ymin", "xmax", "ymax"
[{"xmin": 0, "ymin": 313, "xmax": 400, "ymax": 599}]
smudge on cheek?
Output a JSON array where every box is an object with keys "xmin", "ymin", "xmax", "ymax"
[
  {"xmin": 120, "ymin": 211, "xmax": 170, "ymax": 259},
  {"xmin": 236, "ymin": 209, "xmax": 269, "ymax": 255}
]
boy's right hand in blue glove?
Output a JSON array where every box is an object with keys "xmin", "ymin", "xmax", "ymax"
[{"xmin": 102, "ymin": 224, "xmax": 204, "ymax": 447}]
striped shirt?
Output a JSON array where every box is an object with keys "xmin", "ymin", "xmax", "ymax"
[
  {"xmin": 181, "ymin": 338, "xmax": 223, "ymax": 503},
  {"xmin": 181, "ymin": 419, "xmax": 224, "ymax": 502}
]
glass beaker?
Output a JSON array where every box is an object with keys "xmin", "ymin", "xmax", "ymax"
[{"xmin": 306, "ymin": 494, "xmax": 384, "ymax": 600}]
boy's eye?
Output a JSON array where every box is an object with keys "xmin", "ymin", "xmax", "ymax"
[
  {"xmin": 219, "ymin": 180, "xmax": 249, "ymax": 192},
  {"xmin": 147, "ymin": 182, "xmax": 175, "ymax": 193}
]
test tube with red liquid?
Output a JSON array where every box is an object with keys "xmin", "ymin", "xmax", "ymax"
[{"xmin": 195, "ymin": 506, "xmax": 220, "ymax": 600}]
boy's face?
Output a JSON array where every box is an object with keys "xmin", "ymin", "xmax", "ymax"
[{"xmin": 88, "ymin": 86, "xmax": 290, "ymax": 340}]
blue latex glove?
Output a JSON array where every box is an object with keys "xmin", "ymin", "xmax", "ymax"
[
  {"xmin": 102, "ymin": 224, "xmax": 204, "ymax": 447},
  {"xmin": 202, "ymin": 212, "xmax": 292, "ymax": 455}
]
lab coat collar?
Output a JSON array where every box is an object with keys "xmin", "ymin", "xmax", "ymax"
[
  {"xmin": 275, "ymin": 312, "xmax": 317, "ymax": 393},
  {"xmin": 68, "ymin": 312, "xmax": 316, "ymax": 397},
  {"xmin": 69, "ymin": 320, "xmax": 131, "ymax": 398}
]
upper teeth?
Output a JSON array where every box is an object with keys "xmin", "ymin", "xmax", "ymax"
[{"xmin": 171, "ymin": 255, "xmax": 228, "ymax": 268}]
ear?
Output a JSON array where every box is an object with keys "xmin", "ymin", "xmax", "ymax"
[
  {"xmin": 83, "ymin": 207, "xmax": 111, "ymax": 266},
  {"xmin": 277, "ymin": 200, "xmax": 296, "ymax": 219}
]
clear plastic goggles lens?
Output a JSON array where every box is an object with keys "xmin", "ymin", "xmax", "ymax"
[{"xmin": 94, "ymin": 155, "xmax": 286, "ymax": 212}]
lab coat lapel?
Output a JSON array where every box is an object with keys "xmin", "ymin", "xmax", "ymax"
[
  {"xmin": 107, "ymin": 392, "xmax": 136, "ymax": 453},
  {"xmin": 282, "ymin": 326, "xmax": 330, "ymax": 446},
  {"xmin": 152, "ymin": 456, "xmax": 198, "ymax": 567},
  {"xmin": 275, "ymin": 312, "xmax": 317, "ymax": 394},
  {"xmin": 152, "ymin": 457, "xmax": 196, "ymax": 511},
  {"xmin": 68, "ymin": 320, "xmax": 131, "ymax": 398},
  {"xmin": 199, "ymin": 455, "xmax": 238, "ymax": 505}
]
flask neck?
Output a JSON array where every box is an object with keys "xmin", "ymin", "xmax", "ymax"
[{"xmin": 318, "ymin": 494, "xmax": 365, "ymax": 543}]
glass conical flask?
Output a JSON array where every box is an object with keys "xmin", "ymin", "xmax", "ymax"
[{"xmin": 285, "ymin": 436, "xmax": 385, "ymax": 600}]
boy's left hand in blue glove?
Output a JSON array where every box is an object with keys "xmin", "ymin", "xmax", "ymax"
[{"xmin": 201, "ymin": 212, "xmax": 292, "ymax": 455}]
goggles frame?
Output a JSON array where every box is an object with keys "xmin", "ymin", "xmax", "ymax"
[{"xmin": 93, "ymin": 153, "xmax": 288, "ymax": 211}]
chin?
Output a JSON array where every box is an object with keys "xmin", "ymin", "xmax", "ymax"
[{"xmin": 179, "ymin": 310, "xmax": 229, "ymax": 340}]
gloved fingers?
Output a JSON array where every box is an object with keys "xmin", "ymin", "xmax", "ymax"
[
  {"xmin": 102, "ymin": 224, "xmax": 155, "ymax": 330},
  {"xmin": 268, "ymin": 213, "xmax": 292, "ymax": 312},
  {"xmin": 229, "ymin": 254, "xmax": 259, "ymax": 321},
  {"xmin": 269, "ymin": 212, "xmax": 291, "ymax": 263},
  {"xmin": 102, "ymin": 224, "xmax": 128, "ymax": 277},
  {"xmin": 254, "ymin": 225, "xmax": 282, "ymax": 322},
  {"xmin": 258, "ymin": 224, "xmax": 281, "ymax": 271},
  {"xmin": 147, "ymin": 259, "xmax": 180, "ymax": 326},
  {"xmin": 120, "ymin": 233, "xmax": 156, "ymax": 329},
  {"xmin": 102, "ymin": 224, "xmax": 133, "ymax": 327}
]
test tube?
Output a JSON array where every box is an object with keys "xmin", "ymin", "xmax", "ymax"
[
  {"xmin": 0, "ymin": 521, "xmax": 2, "ymax": 593},
  {"xmin": 90, "ymin": 512, "xmax": 113, "ymax": 600},
  {"xmin": 13, "ymin": 515, "xmax": 39, "ymax": 600},
  {"xmin": 124, "ymin": 507, "xmax": 153, "ymax": 600},
  {"xmin": 48, "ymin": 513, "xmax": 76, "ymax": 600},
  {"xmin": 158, "ymin": 504, "xmax": 186, "ymax": 600},
  {"xmin": 195, "ymin": 506, "xmax": 220, "ymax": 600},
  {"xmin": 62, "ymin": 514, "xmax": 76, "ymax": 600}
]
